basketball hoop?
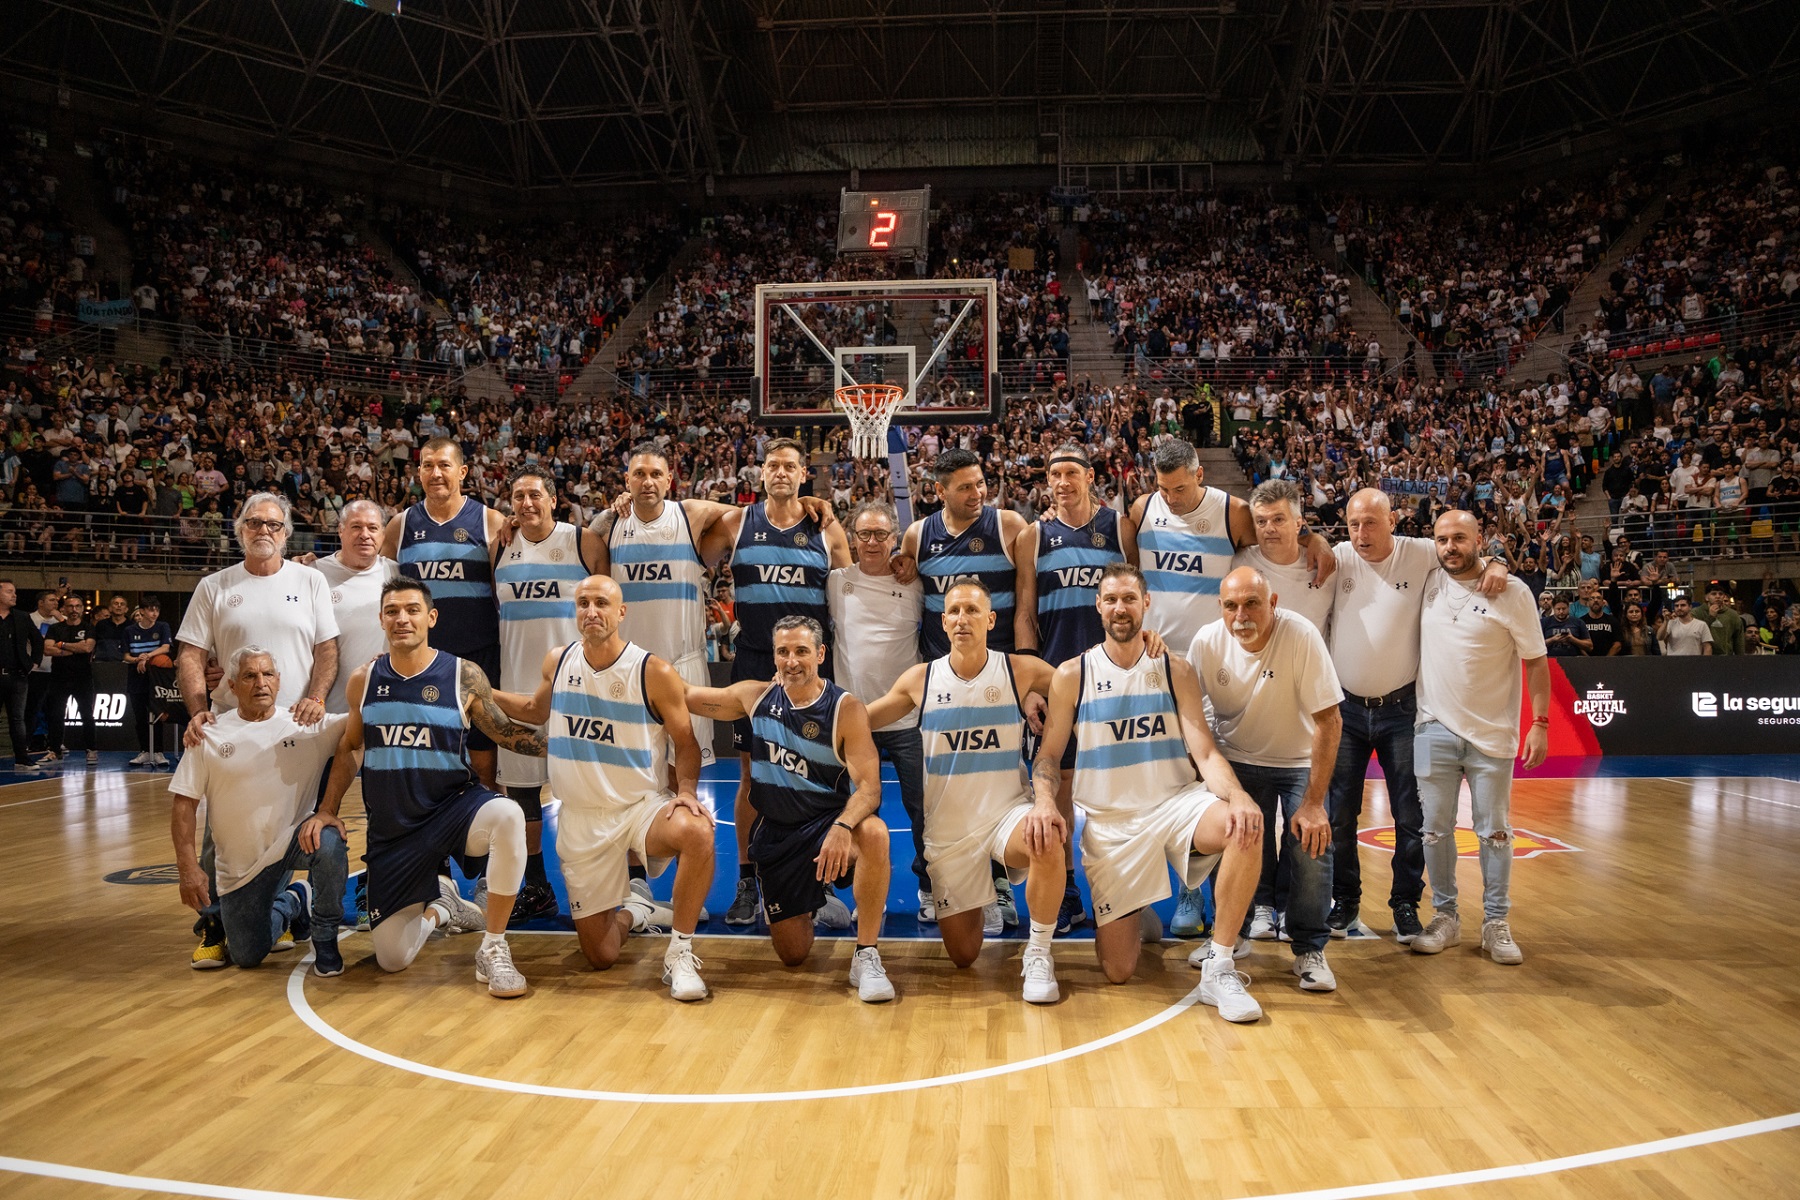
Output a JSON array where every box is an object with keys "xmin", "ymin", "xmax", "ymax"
[{"xmin": 834, "ymin": 383, "xmax": 907, "ymax": 461}]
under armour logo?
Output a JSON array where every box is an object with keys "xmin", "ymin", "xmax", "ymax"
[
  {"xmin": 1154, "ymin": 518, "xmax": 1169, "ymax": 527},
  {"xmin": 1393, "ymin": 582, "xmax": 1410, "ymax": 591},
  {"xmin": 1260, "ymin": 670, "xmax": 1275, "ymax": 680},
  {"xmin": 412, "ymin": 530, "xmax": 425, "ymax": 540},
  {"xmin": 567, "ymin": 674, "xmax": 582, "ymax": 686},
  {"xmin": 754, "ymin": 532, "xmax": 767, "ymax": 542},
  {"xmin": 285, "ymin": 595, "xmax": 299, "ymax": 602},
  {"xmin": 376, "ymin": 685, "xmax": 390, "ymax": 696},
  {"xmin": 935, "ymin": 692, "xmax": 952, "ymax": 703},
  {"xmin": 1051, "ymin": 536, "xmax": 1063, "ymax": 546},
  {"xmin": 1094, "ymin": 680, "xmax": 1114, "ymax": 693},
  {"xmin": 281, "ymin": 738, "xmax": 297, "ymax": 749}
]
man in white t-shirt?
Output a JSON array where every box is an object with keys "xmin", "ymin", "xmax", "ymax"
[
  {"xmin": 1190, "ymin": 568, "xmax": 1344, "ymax": 991},
  {"xmin": 175, "ymin": 492, "xmax": 339, "ymax": 966},
  {"xmin": 307, "ymin": 499, "xmax": 397, "ymax": 713},
  {"xmin": 1325, "ymin": 488, "xmax": 1506, "ymax": 945},
  {"xmin": 827, "ymin": 500, "xmax": 930, "ymax": 914},
  {"xmin": 1232, "ymin": 479, "xmax": 1334, "ymax": 635},
  {"xmin": 1658, "ymin": 595, "xmax": 1713, "ymax": 655},
  {"xmin": 1411, "ymin": 511, "xmax": 1549, "ymax": 967},
  {"xmin": 169, "ymin": 647, "xmax": 348, "ymax": 973}
]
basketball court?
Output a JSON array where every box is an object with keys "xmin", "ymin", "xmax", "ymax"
[{"xmin": 3, "ymin": 757, "xmax": 1798, "ymax": 1200}]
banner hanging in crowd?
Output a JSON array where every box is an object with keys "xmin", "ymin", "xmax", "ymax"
[
  {"xmin": 77, "ymin": 298, "xmax": 136, "ymax": 327},
  {"xmin": 1379, "ymin": 475, "xmax": 1451, "ymax": 499}
]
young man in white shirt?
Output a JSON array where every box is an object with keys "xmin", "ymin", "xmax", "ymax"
[
  {"xmin": 1190, "ymin": 568, "xmax": 1344, "ymax": 990},
  {"xmin": 1658, "ymin": 595, "xmax": 1713, "ymax": 656},
  {"xmin": 169, "ymin": 648, "xmax": 348, "ymax": 973},
  {"xmin": 1411, "ymin": 511, "xmax": 1550, "ymax": 966}
]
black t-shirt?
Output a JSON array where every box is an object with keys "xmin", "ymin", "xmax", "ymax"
[
  {"xmin": 93, "ymin": 616, "xmax": 133, "ymax": 662},
  {"xmin": 115, "ymin": 483, "xmax": 149, "ymax": 515},
  {"xmin": 47, "ymin": 621, "xmax": 94, "ymax": 678},
  {"xmin": 1581, "ymin": 606, "xmax": 1617, "ymax": 657}
]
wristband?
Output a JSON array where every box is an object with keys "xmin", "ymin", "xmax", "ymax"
[
  {"xmin": 1531, "ymin": 716, "xmax": 1550, "ymax": 726},
  {"xmin": 833, "ymin": 820, "xmax": 855, "ymax": 834}
]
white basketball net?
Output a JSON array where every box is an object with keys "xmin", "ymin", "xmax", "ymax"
[{"xmin": 834, "ymin": 383, "xmax": 906, "ymax": 461}]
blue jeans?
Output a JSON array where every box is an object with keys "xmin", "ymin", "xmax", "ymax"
[
  {"xmin": 1234, "ymin": 762, "xmax": 1332, "ymax": 955},
  {"xmin": 218, "ymin": 826, "xmax": 348, "ymax": 967},
  {"xmin": 1413, "ymin": 721, "xmax": 1513, "ymax": 922},
  {"xmin": 1328, "ymin": 693, "xmax": 1425, "ymax": 912},
  {"xmin": 873, "ymin": 725, "xmax": 929, "ymax": 888}
]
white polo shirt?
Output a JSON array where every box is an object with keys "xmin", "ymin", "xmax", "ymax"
[
  {"xmin": 1417, "ymin": 572, "xmax": 1547, "ymax": 758},
  {"xmin": 1232, "ymin": 544, "xmax": 1335, "ymax": 636},
  {"xmin": 1328, "ymin": 536, "xmax": 1438, "ymax": 699},
  {"xmin": 170, "ymin": 710, "xmax": 346, "ymax": 893},
  {"xmin": 1190, "ymin": 610, "xmax": 1344, "ymax": 769},
  {"xmin": 828, "ymin": 563, "xmax": 924, "ymax": 732}
]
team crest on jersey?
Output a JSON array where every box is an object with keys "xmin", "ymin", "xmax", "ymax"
[
  {"xmin": 550, "ymin": 549, "xmax": 565, "ymax": 562},
  {"xmin": 793, "ymin": 532, "xmax": 809, "ymax": 547},
  {"xmin": 1215, "ymin": 668, "xmax": 1228, "ymax": 686},
  {"xmin": 1342, "ymin": 576, "xmax": 1356, "ymax": 593},
  {"xmin": 227, "ymin": 593, "xmax": 243, "ymax": 608},
  {"xmin": 1148, "ymin": 671, "xmax": 1161, "ymax": 688},
  {"xmin": 218, "ymin": 742, "xmax": 236, "ymax": 759},
  {"xmin": 1196, "ymin": 519, "xmax": 1212, "ymax": 534},
  {"xmin": 1091, "ymin": 532, "xmax": 1107, "ymax": 548},
  {"xmin": 330, "ymin": 590, "xmax": 343, "ymax": 604},
  {"xmin": 454, "ymin": 528, "xmax": 470, "ymax": 543},
  {"xmin": 1426, "ymin": 588, "xmax": 1440, "ymax": 604},
  {"xmin": 422, "ymin": 686, "xmax": 440, "ymax": 703},
  {"xmin": 802, "ymin": 720, "xmax": 821, "ymax": 739},
  {"xmin": 841, "ymin": 578, "xmax": 854, "ymax": 594},
  {"xmin": 969, "ymin": 537, "xmax": 985, "ymax": 553},
  {"xmin": 609, "ymin": 680, "xmax": 626, "ymax": 699}
]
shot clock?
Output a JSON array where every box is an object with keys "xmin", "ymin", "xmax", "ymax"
[{"xmin": 836, "ymin": 187, "xmax": 930, "ymax": 256}]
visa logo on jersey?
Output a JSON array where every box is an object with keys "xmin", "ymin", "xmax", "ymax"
[
  {"xmin": 757, "ymin": 564, "xmax": 808, "ymax": 585},
  {"xmin": 1055, "ymin": 566, "xmax": 1104, "ymax": 588},
  {"xmin": 507, "ymin": 580, "xmax": 563, "ymax": 599},
  {"xmin": 943, "ymin": 728, "xmax": 1002, "ymax": 751},
  {"xmin": 766, "ymin": 742, "xmax": 811, "ymax": 779},
  {"xmin": 930, "ymin": 572, "xmax": 980, "ymax": 594},
  {"xmin": 1148, "ymin": 551, "xmax": 1206, "ymax": 574},
  {"xmin": 563, "ymin": 716, "xmax": 617, "ymax": 743},
  {"xmin": 372, "ymin": 724, "xmax": 435, "ymax": 748},
  {"xmin": 1106, "ymin": 715, "xmax": 1168, "ymax": 741},
  {"xmin": 412, "ymin": 561, "xmax": 467, "ymax": 581},
  {"xmin": 623, "ymin": 563, "xmax": 673, "ymax": 582}
]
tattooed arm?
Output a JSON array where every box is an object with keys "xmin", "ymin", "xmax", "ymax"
[{"xmin": 461, "ymin": 658, "xmax": 547, "ymax": 756}]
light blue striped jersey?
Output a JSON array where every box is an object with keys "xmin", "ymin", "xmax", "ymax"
[
  {"xmin": 1034, "ymin": 506, "xmax": 1122, "ymax": 665},
  {"xmin": 1071, "ymin": 644, "xmax": 1198, "ymax": 818},
  {"xmin": 398, "ymin": 497, "xmax": 500, "ymax": 666},
  {"xmin": 917, "ymin": 650, "xmax": 1029, "ymax": 851},
  {"xmin": 730, "ymin": 504, "xmax": 832, "ymax": 656},
  {"xmin": 608, "ymin": 499, "xmax": 707, "ymax": 664},
  {"xmin": 748, "ymin": 678, "xmax": 851, "ymax": 825},
  {"xmin": 1135, "ymin": 488, "xmax": 1234, "ymax": 653},
  {"xmin": 547, "ymin": 640, "xmax": 666, "ymax": 813},
  {"xmin": 494, "ymin": 521, "xmax": 586, "ymax": 788},
  {"xmin": 360, "ymin": 650, "xmax": 476, "ymax": 848},
  {"xmin": 916, "ymin": 505, "xmax": 1016, "ymax": 659}
]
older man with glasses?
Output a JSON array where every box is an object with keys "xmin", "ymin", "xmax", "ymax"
[{"xmin": 174, "ymin": 491, "xmax": 340, "ymax": 968}]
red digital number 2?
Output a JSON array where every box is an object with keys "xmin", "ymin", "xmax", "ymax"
[{"xmin": 869, "ymin": 211, "xmax": 897, "ymax": 249}]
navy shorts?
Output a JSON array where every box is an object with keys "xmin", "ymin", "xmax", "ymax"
[
  {"xmin": 364, "ymin": 783, "xmax": 496, "ymax": 926},
  {"xmin": 750, "ymin": 811, "xmax": 852, "ymax": 924}
]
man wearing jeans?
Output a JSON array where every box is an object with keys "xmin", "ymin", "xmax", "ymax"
[
  {"xmin": 1190, "ymin": 568, "xmax": 1344, "ymax": 991},
  {"xmin": 1412, "ymin": 510, "xmax": 1549, "ymax": 966},
  {"xmin": 169, "ymin": 647, "xmax": 349, "ymax": 973}
]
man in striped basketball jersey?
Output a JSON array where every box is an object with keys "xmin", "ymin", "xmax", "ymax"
[
  {"xmin": 493, "ymin": 576, "xmax": 715, "ymax": 1000},
  {"xmin": 1032, "ymin": 563, "xmax": 1266, "ymax": 1023}
]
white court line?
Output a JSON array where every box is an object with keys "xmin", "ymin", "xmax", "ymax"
[{"xmin": 7, "ymin": 1112, "xmax": 1796, "ymax": 1200}]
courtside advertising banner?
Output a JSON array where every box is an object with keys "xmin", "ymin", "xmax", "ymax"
[{"xmin": 1539, "ymin": 656, "xmax": 1800, "ymax": 756}]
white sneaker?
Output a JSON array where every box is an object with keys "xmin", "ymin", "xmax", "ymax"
[
  {"xmin": 916, "ymin": 889, "xmax": 938, "ymax": 924},
  {"xmin": 848, "ymin": 945, "xmax": 895, "ymax": 1003},
  {"xmin": 1021, "ymin": 951, "xmax": 1059, "ymax": 1004},
  {"xmin": 1292, "ymin": 950, "xmax": 1337, "ymax": 992},
  {"xmin": 148, "ymin": 752, "xmax": 169, "ymax": 767},
  {"xmin": 982, "ymin": 901, "xmax": 1002, "ymax": 935},
  {"xmin": 1139, "ymin": 906, "xmax": 1163, "ymax": 943},
  {"xmin": 474, "ymin": 938, "xmax": 527, "ymax": 998},
  {"xmin": 993, "ymin": 878, "xmax": 1019, "ymax": 927},
  {"xmin": 1481, "ymin": 918, "xmax": 1524, "ymax": 965},
  {"xmin": 623, "ymin": 894, "xmax": 670, "ymax": 934},
  {"xmin": 86, "ymin": 750, "xmax": 99, "ymax": 765},
  {"xmin": 662, "ymin": 943, "xmax": 708, "ymax": 1001},
  {"xmin": 1198, "ymin": 955, "xmax": 1263, "ymax": 1023},
  {"xmin": 1248, "ymin": 905, "xmax": 1280, "ymax": 940},
  {"xmin": 128, "ymin": 752, "xmax": 151, "ymax": 767},
  {"xmin": 814, "ymin": 892, "xmax": 852, "ymax": 931},
  {"xmin": 1186, "ymin": 938, "xmax": 1251, "ymax": 968},
  {"xmin": 435, "ymin": 876, "xmax": 487, "ymax": 934},
  {"xmin": 1411, "ymin": 911, "xmax": 1462, "ymax": 955}
]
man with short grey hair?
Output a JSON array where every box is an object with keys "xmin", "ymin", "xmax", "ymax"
[
  {"xmin": 308, "ymin": 498, "xmax": 396, "ymax": 713},
  {"xmin": 1234, "ymin": 479, "xmax": 1335, "ymax": 635}
]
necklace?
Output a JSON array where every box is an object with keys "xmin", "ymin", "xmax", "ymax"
[{"xmin": 1441, "ymin": 577, "xmax": 1479, "ymax": 622}]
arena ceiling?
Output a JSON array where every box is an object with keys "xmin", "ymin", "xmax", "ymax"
[{"xmin": 5, "ymin": 0, "xmax": 1798, "ymax": 191}]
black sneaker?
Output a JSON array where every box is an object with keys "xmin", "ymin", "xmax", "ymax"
[
  {"xmin": 1326, "ymin": 899, "xmax": 1356, "ymax": 939},
  {"xmin": 1055, "ymin": 888, "xmax": 1088, "ymax": 936},
  {"xmin": 284, "ymin": 881, "xmax": 313, "ymax": 944},
  {"xmin": 1392, "ymin": 902, "xmax": 1424, "ymax": 944},
  {"xmin": 725, "ymin": 877, "xmax": 760, "ymax": 926},
  {"xmin": 312, "ymin": 938, "xmax": 345, "ymax": 977},
  {"xmin": 508, "ymin": 881, "xmax": 560, "ymax": 926}
]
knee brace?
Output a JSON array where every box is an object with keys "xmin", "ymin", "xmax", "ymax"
[{"xmin": 507, "ymin": 785, "xmax": 543, "ymax": 822}]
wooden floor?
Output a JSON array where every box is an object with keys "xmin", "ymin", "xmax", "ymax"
[{"xmin": 2, "ymin": 767, "xmax": 1799, "ymax": 1200}]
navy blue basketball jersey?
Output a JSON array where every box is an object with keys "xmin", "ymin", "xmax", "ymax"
[
  {"xmin": 359, "ymin": 650, "xmax": 475, "ymax": 848},
  {"xmin": 1035, "ymin": 506, "xmax": 1122, "ymax": 665},
  {"xmin": 916, "ymin": 505, "xmax": 1016, "ymax": 660},
  {"xmin": 748, "ymin": 679, "xmax": 852, "ymax": 826},
  {"xmin": 730, "ymin": 504, "xmax": 832, "ymax": 656},
  {"xmin": 398, "ymin": 498, "xmax": 500, "ymax": 671}
]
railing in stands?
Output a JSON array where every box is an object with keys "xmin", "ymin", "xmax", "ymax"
[{"xmin": 1560, "ymin": 303, "xmax": 1800, "ymax": 372}]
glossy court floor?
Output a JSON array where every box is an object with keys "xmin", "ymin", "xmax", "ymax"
[{"xmin": 2, "ymin": 754, "xmax": 1798, "ymax": 1200}]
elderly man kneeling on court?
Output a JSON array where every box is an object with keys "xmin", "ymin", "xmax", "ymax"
[{"xmin": 169, "ymin": 647, "xmax": 349, "ymax": 974}]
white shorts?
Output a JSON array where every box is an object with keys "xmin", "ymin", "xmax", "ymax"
[
  {"xmin": 925, "ymin": 802, "xmax": 1032, "ymax": 919},
  {"xmin": 497, "ymin": 723, "xmax": 548, "ymax": 789},
  {"xmin": 672, "ymin": 649, "xmax": 717, "ymax": 769},
  {"xmin": 1080, "ymin": 783, "xmax": 1221, "ymax": 927},
  {"xmin": 557, "ymin": 794, "xmax": 676, "ymax": 919}
]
